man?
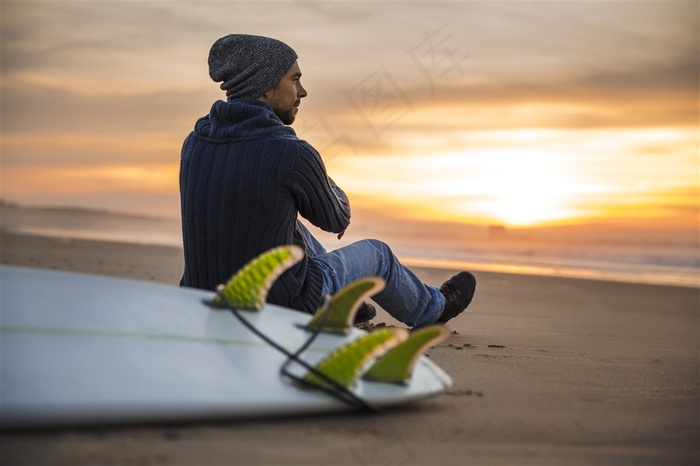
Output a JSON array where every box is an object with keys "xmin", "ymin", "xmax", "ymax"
[{"xmin": 179, "ymin": 34, "xmax": 476, "ymax": 327}]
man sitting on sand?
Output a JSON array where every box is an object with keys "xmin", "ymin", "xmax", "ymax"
[{"xmin": 179, "ymin": 34, "xmax": 476, "ymax": 327}]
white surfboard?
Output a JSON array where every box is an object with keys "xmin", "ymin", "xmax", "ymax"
[{"xmin": 1, "ymin": 260, "xmax": 452, "ymax": 429}]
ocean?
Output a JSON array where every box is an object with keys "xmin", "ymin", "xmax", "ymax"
[
  {"xmin": 10, "ymin": 225, "xmax": 698, "ymax": 289},
  {"xmin": 397, "ymin": 242, "xmax": 699, "ymax": 289},
  {"xmin": 4, "ymin": 203, "xmax": 698, "ymax": 289}
]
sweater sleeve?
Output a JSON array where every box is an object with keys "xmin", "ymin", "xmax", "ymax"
[{"xmin": 289, "ymin": 143, "xmax": 351, "ymax": 234}]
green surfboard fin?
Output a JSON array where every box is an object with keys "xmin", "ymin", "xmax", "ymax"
[
  {"xmin": 305, "ymin": 277, "xmax": 385, "ymax": 334},
  {"xmin": 363, "ymin": 326, "xmax": 449, "ymax": 384},
  {"xmin": 211, "ymin": 245, "xmax": 304, "ymax": 310},
  {"xmin": 304, "ymin": 328, "xmax": 408, "ymax": 389}
]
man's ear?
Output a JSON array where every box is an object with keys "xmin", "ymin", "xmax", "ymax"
[{"xmin": 257, "ymin": 89, "xmax": 274, "ymax": 104}]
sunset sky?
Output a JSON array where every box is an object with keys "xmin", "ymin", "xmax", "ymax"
[{"xmin": 2, "ymin": 1, "xmax": 698, "ymax": 235}]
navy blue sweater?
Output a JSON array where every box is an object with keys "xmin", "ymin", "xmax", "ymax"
[{"xmin": 179, "ymin": 100, "xmax": 351, "ymax": 313}]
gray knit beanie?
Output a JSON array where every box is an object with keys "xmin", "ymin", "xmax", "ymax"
[{"xmin": 208, "ymin": 34, "xmax": 298, "ymax": 100}]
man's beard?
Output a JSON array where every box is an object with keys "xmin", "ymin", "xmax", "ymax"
[{"xmin": 273, "ymin": 106, "xmax": 296, "ymax": 125}]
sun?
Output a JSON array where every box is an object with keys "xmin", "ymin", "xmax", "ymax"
[
  {"xmin": 330, "ymin": 144, "xmax": 597, "ymax": 228},
  {"xmin": 430, "ymin": 148, "xmax": 592, "ymax": 227}
]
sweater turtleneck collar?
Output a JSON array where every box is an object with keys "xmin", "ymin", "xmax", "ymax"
[{"xmin": 195, "ymin": 99, "xmax": 297, "ymax": 141}]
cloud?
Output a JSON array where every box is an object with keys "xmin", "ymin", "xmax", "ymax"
[
  {"xmin": 2, "ymin": 0, "xmax": 697, "ymax": 225},
  {"xmin": 325, "ymin": 57, "xmax": 699, "ymax": 141},
  {"xmin": 2, "ymin": 85, "xmax": 212, "ymax": 135}
]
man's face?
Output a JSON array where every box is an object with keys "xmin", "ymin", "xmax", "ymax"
[{"xmin": 258, "ymin": 61, "xmax": 307, "ymax": 125}]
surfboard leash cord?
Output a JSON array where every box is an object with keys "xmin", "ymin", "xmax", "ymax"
[{"xmin": 217, "ymin": 292, "xmax": 378, "ymax": 413}]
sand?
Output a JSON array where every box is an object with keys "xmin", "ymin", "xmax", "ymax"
[{"xmin": 1, "ymin": 230, "xmax": 698, "ymax": 466}]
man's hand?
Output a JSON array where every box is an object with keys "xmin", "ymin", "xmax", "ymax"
[{"xmin": 328, "ymin": 176, "xmax": 349, "ymax": 239}]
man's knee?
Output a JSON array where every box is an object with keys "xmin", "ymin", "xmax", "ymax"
[{"xmin": 360, "ymin": 238, "xmax": 392, "ymax": 255}]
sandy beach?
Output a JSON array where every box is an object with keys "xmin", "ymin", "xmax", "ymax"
[{"xmin": 1, "ymin": 230, "xmax": 698, "ymax": 466}]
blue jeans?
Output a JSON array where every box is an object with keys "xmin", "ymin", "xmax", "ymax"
[{"xmin": 298, "ymin": 222, "xmax": 445, "ymax": 327}]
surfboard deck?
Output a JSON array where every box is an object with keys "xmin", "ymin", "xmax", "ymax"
[{"xmin": 1, "ymin": 265, "xmax": 452, "ymax": 429}]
